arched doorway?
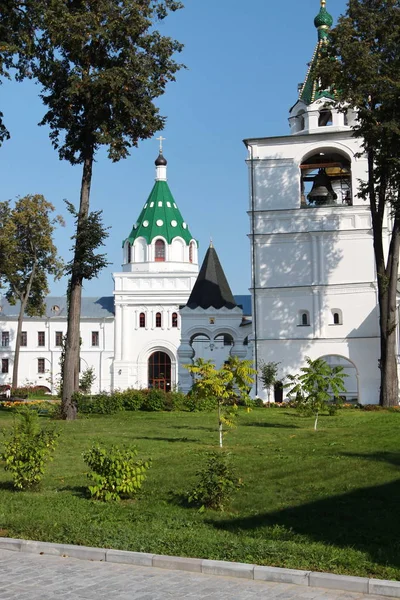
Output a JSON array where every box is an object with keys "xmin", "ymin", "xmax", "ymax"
[
  {"xmin": 148, "ymin": 351, "xmax": 171, "ymax": 391},
  {"xmin": 319, "ymin": 355, "xmax": 359, "ymax": 402}
]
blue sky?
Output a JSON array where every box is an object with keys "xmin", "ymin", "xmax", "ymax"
[{"xmin": 0, "ymin": 0, "xmax": 348, "ymax": 298}]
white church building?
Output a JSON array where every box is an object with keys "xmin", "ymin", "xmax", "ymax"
[
  {"xmin": 0, "ymin": 150, "xmax": 252, "ymax": 394},
  {"xmin": 0, "ymin": 1, "xmax": 391, "ymax": 404}
]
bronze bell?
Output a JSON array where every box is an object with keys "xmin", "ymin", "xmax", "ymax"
[{"xmin": 308, "ymin": 168, "xmax": 337, "ymax": 205}]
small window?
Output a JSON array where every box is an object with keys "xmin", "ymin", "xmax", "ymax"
[
  {"xmin": 38, "ymin": 358, "xmax": 45, "ymax": 374},
  {"xmin": 139, "ymin": 312, "xmax": 146, "ymax": 328},
  {"xmin": 55, "ymin": 331, "xmax": 63, "ymax": 347},
  {"xmin": 156, "ymin": 312, "xmax": 162, "ymax": 328},
  {"xmin": 38, "ymin": 331, "xmax": 45, "ymax": 347},
  {"xmin": 155, "ymin": 239, "xmax": 165, "ymax": 262},
  {"xmin": 92, "ymin": 331, "xmax": 99, "ymax": 346},
  {"xmin": 1, "ymin": 331, "xmax": 9, "ymax": 347},
  {"xmin": 172, "ymin": 312, "xmax": 178, "ymax": 328},
  {"xmin": 20, "ymin": 332, "xmax": 27, "ymax": 347},
  {"xmin": 127, "ymin": 243, "xmax": 132, "ymax": 263},
  {"xmin": 319, "ymin": 109, "xmax": 333, "ymax": 127},
  {"xmin": 299, "ymin": 311, "xmax": 310, "ymax": 326},
  {"xmin": 331, "ymin": 309, "xmax": 342, "ymax": 325},
  {"xmin": 1, "ymin": 358, "xmax": 9, "ymax": 374},
  {"xmin": 189, "ymin": 242, "xmax": 195, "ymax": 264}
]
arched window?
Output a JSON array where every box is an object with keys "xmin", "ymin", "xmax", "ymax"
[
  {"xmin": 319, "ymin": 109, "xmax": 333, "ymax": 127},
  {"xmin": 299, "ymin": 311, "xmax": 310, "ymax": 326},
  {"xmin": 300, "ymin": 151, "xmax": 352, "ymax": 207},
  {"xmin": 298, "ymin": 111, "xmax": 305, "ymax": 131},
  {"xmin": 156, "ymin": 312, "xmax": 162, "ymax": 328},
  {"xmin": 127, "ymin": 243, "xmax": 132, "ymax": 263},
  {"xmin": 155, "ymin": 239, "xmax": 165, "ymax": 262},
  {"xmin": 139, "ymin": 312, "xmax": 146, "ymax": 328},
  {"xmin": 172, "ymin": 312, "xmax": 178, "ymax": 328},
  {"xmin": 189, "ymin": 241, "xmax": 195, "ymax": 263},
  {"xmin": 331, "ymin": 309, "xmax": 342, "ymax": 325}
]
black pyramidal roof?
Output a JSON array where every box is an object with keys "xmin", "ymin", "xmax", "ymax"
[{"xmin": 186, "ymin": 244, "xmax": 237, "ymax": 310}]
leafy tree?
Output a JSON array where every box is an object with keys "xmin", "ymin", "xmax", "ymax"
[
  {"xmin": 185, "ymin": 357, "xmax": 255, "ymax": 448},
  {"xmin": 0, "ymin": 195, "xmax": 63, "ymax": 389},
  {"xmin": 286, "ymin": 357, "xmax": 347, "ymax": 430},
  {"xmin": 79, "ymin": 366, "xmax": 96, "ymax": 395},
  {"xmin": 26, "ymin": 0, "xmax": 184, "ymax": 419},
  {"xmin": 0, "ymin": 1, "xmax": 35, "ymax": 145},
  {"xmin": 259, "ymin": 361, "xmax": 280, "ymax": 403},
  {"xmin": 317, "ymin": 0, "xmax": 400, "ymax": 406}
]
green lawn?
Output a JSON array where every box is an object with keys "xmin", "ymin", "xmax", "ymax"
[{"xmin": 0, "ymin": 408, "xmax": 399, "ymax": 580}]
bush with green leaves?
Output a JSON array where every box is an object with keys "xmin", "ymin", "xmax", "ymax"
[
  {"xmin": 75, "ymin": 392, "xmax": 123, "ymax": 414},
  {"xmin": 1, "ymin": 410, "xmax": 59, "ymax": 489},
  {"xmin": 187, "ymin": 451, "xmax": 243, "ymax": 511},
  {"xmin": 114, "ymin": 389, "xmax": 145, "ymax": 411},
  {"xmin": 83, "ymin": 443, "xmax": 151, "ymax": 502},
  {"xmin": 142, "ymin": 388, "xmax": 166, "ymax": 412}
]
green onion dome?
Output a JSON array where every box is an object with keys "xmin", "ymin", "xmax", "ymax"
[{"xmin": 314, "ymin": 0, "xmax": 333, "ymax": 29}]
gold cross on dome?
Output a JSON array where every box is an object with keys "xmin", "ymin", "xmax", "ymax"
[{"xmin": 156, "ymin": 135, "xmax": 166, "ymax": 153}]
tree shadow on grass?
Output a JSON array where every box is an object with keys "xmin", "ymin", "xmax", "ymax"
[
  {"xmin": 0, "ymin": 481, "xmax": 16, "ymax": 491},
  {"xmin": 133, "ymin": 435, "xmax": 201, "ymax": 443},
  {"xmin": 59, "ymin": 485, "xmax": 89, "ymax": 499},
  {"xmin": 210, "ymin": 452, "xmax": 400, "ymax": 570},
  {"xmin": 244, "ymin": 422, "xmax": 299, "ymax": 429},
  {"xmin": 168, "ymin": 425, "xmax": 216, "ymax": 433}
]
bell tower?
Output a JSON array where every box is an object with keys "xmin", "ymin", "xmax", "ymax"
[{"xmin": 244, "ymin": 0, "xmax": 384, "ymax": 405}]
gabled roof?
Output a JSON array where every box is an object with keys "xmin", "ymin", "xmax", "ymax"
[
  {"xmin": 0, "ymin": 297, "xmax": 115, "ymax": 319},
  {"xmin": 185, "ymin": 244, "xmax": 237, "ymax": 310}
]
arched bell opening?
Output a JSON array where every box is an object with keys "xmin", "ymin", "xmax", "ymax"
[{"xmin": 300, "ymin": 151, "xmax": 352, "ymax": 207}]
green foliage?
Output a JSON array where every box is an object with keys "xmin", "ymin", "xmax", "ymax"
[
  {"xmin": 286, "ymin": 357, "xmax": 347, "ymax": 430},
  {"xmin": 114, "ymin": 389, "xmax": 144, "ymax": 411},
  {"xmin": 79, "ymin": 366, "xmax": 96, "ymax": 395},
  {"xmin": 142, "ymin": 388, "xmax": 166, "ymax": 412},
  {"xmin": 163, "ymin": 390, "xmax": 187, "ymax": 412},
  {"xmin": 1, "ymin": 410, "xmax": 59, "ymax": 489},
  {"xmin": 65, "ymin": 202, "xmax": 110, "ymax": 284},
  {"xmin": 185, "ymin": 357, "xmax": 256, "ymax": 447},
  {"xmin": 316, "ymin": 0, "xmax": 400, "ymax": 407},
  {"xmin": 259, "ymin": 361, "xmax": 280, "ymax": 397},
  {"xmin": 0, "ymin": 195, "xmax": 63, "ymax": 388},
  {"xmin": 187, "ymin": 451, "xmax": 243, "ymax": 511},
  {"xmin": 83, "ymin": 443, "xmax": 151, "ymax": 502},
  {"xmin": 74, "ymin": 393, "xmax": 123, "ymax": 415}
]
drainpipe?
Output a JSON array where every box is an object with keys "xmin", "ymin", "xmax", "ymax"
[{"xmin": 250, "ymin": 145, "xmax": 259, "ymax": 397}]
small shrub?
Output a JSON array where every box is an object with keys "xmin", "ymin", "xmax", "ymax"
[
  {"xmin": 1, "ymin": 410, "xmax": 59, "ymax": 489},
  {"xmin": 75, "ymin": 392, "xmax": 123, "ymax": 414},
  {"xmin": 187, "ymin": 451, "xmax": 243, "ymax": 511},
  {"xmin": 164, "ymin": 390, "xmax": 187, "ymax": 411},
  {"xmin": 142, "ymin": 388, "xmax": 166, "ymax": 411},
  {"xmin": 184, "ymin": 391, "xmax": 218, "ymax": 412},
  {"xmin": 83, "ymin": 444, "xmax": 151, "ymax": 501},
  {"xmin": 115, "ymin": 389, "xmax": 145, "ymax": 411}
]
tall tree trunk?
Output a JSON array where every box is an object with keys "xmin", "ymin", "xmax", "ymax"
[
  {"xmin": 12, "ymin": 262, "xmax": 37, "ymax": 389},
  {"xmin": 62, "ymin": 147, "xmax": 94, "ymax": 420},
  {"xmin": 377, "ymin": 216, "xmax": 400, "ymax": 407},
  {"xmin": 369, "ymin": 150, "xmax": 400, "ymax": 407}
]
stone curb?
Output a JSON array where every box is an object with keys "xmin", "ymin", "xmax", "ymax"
[{"xmin": 0, "ymin": 537, "xmax": 399, "ymax": 597}]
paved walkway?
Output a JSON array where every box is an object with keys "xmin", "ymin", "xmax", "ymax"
[{"xmin": 0, "ymin": 548, "xmax": 392, "ymax": 600}]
